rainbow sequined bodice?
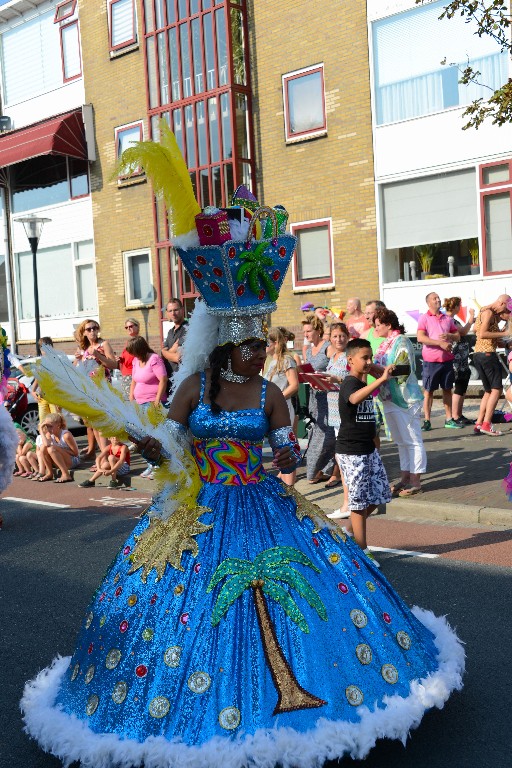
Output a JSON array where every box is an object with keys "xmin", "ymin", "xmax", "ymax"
[{"xmin": 188, "ymin": 373, "xmax": 269, "ymax": 484}]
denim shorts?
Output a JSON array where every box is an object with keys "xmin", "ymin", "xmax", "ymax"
[{"xmin": 422, "ymin": 360, "xmax": 454, "ymax": 392}]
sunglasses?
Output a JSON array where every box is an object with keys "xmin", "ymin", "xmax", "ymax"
[{"xmin": 85, "ymin": 326, "xmax": 99, "ymax": 332}]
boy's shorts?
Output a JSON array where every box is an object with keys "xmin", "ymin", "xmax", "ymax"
[
  {"xmin": 335, "ymin": 450, "xmax": 392, "ymax": 511},
  {"xmin": 117, "ymin": 462, "xmax": 130, "ymax": 476}
]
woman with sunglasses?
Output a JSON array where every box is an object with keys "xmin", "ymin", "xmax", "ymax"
[
  {"xmin": 74, "ymin": 319, "xmax": 116, "ymax": 460},
  {"xmin": 115, "ymin": 318, "xmax": 141, "ymax": 399}
]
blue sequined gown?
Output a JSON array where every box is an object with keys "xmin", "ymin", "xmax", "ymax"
[{"xmin": 22, "ymin": 375, "xmax": 464, "ymax": 768}]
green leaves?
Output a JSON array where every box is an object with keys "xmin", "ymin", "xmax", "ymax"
[
  {"xmin": 235, "ymin": 241, "xmax": 278, "ymax": 301},
  {"xmin": 208, "ymin": 546, "xmax": 327, "ymax": 633}
]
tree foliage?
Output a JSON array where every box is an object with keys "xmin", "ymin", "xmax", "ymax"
[{"xmin": 416, "ymin": 0, "xmax": 512, "ymax": 129}]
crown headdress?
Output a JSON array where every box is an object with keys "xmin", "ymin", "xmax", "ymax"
[{"xmin": 116, "ymin": 123, "xmax": 295, "ymax": 346}]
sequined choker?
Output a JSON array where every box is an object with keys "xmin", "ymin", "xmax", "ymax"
[
  {"xmin": 220, "ymin": 369, "xmax": 250, "ymax": 384},
  {"xmin": 220, "ymin": 358, "xmax": 250, "ymax": 384}
]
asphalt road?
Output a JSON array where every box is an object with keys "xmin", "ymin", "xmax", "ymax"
[{"xmin": 0, "ymin": 499, "xmax": 510, "ymax": 768}]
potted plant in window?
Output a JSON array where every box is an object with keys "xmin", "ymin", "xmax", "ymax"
[
  {"xmin": 415, "ymin": 244, "xmax": 436, "ymax": 279},
  {"xmin": 468, "ymin": 238, "xmax": 480, "ymax": 275}
]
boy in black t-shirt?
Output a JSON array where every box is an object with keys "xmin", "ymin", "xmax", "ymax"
[{"xmin": 335, "ymin": 339, "xmax": 394, "ymax": 567}]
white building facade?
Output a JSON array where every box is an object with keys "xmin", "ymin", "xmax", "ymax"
[
  {"xmin": 367, "ymin": 0, "xmax": 512, "ymax": 332},
  {"xmin": 0, "ymin": 0, "xmax": 97, "ymax": 348}
]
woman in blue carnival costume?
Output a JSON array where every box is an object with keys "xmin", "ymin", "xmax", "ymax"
[{"xmin": 21, "ymin": 126, "xmax": 464, "ymax": 768}]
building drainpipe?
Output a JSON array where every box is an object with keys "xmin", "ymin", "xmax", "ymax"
[{"xmin": 1, "ymin": 182, "xmax": 17, "ymax": 353}]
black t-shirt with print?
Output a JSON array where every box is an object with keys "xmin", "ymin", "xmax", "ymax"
[{"xmin": 335, "ymin": 375, "xmax": 376, "ymax": 455}]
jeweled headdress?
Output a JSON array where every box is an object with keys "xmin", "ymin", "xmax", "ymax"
[{"xmin": 117, "ymin": 121, "xmax": 296, "ymax": 346}]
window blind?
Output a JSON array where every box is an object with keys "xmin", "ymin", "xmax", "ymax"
[
  {"xmin": 382, "ymin": 169, "xmax": 477, "ymax": 249},
  {"xmin": 111, "ymin": 0, "xmax": 135, "ymax": 48},
  {"xmin": 2, "ymin": 11, "xmax": 62, "ymax": 106}
]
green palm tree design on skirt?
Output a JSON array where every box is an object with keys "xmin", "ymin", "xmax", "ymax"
[
  {"xmin": 236, "ymin": 241, "xmax": 278, "ymax": 301},
  {"xmin": 207, "ymin": 546, "xmax": 328, "ymax": 714}
]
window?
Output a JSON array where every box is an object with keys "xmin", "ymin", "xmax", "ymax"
[
  {"xmin": 481, "ymin": 160, "xmax": 512, "ymax": 275},
  {"xmin": 11, "ymin": 156, "xmax": 89, "ymax": 213},
  {"xmin": 16, "ymin": 240, "xmax": 97, "ymax": 320},
  {"xmin": 291, "ymin": 219, "xmax": 333, "ymax": 288},
  {"xmin": 109, "ymin": 0, "xmax": 137, "ymax": 51},
  {"xmin": 380, "ymin": 169, "xmax": 477, "ymax": 282},
  {"xmin": 115, "ymin": 122, "xmax": 143, "ymax": 175},
  {"xmin": 54, "ymin": 0, "xmax": 77, "ymax": 23},
  {"xmin": 60, "ymin": 21, "xmax": 81, "ymax": 81},
  {"xmin": 283, "ymin": 65, "xmax": 326, "ymax": 142},
  {"xmin": 124, "ymin": 250, "xmax": 154, "ymax": 306},
  {"xmin": 372, "ymin": 0, "xmax": 509, "ymax": 125},
  {"xmin": 1, "ymin": 11, "xmax": 64, "ymax": 106}
]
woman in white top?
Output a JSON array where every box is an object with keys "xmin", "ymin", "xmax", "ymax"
[{"xmin": 264, "ymin": 327, "xmax": 299, "ymax": 486}]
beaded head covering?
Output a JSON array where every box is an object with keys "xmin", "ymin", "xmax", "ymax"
[{"xmin": 176, "ymin": 190, "xmax": 296, "ymax": 346}]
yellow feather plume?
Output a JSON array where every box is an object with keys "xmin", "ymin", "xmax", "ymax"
[{"xmin": 114, "ymin": 119, "xmax": 201, "ymax": 238}]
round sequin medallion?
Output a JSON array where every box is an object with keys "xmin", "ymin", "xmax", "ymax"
[
  {"xmin": 350, "ymin": 609, "xmax": 368, "ymax": 629},
  {"xmin": 105, "ymin": 649, "xmax": 122, "ymax": 669},
  {"xmin": 135, "ymin": 664, "xmax": 148, "ymax": 678},
  {"xmin": 188, "ymin": 671, "xmax": 211, "ymax": 694},
  {"xmin": 70, "ymin": 663, "xmax": 80, "ymax": 682},
  {"xmin": 328, "ymin": 553, "xmax": 340, "ymax": 565},
  {"xmin": 84, "ymin": 665, "xmax": 95, "ymax": 684},
  {"xmin": 163, "ymin": 646, "xmax": 182, "ymax": 668},
  {"xmin": 345, "ymin": 685, "xmax": 364, "ymax": 707},
  {"xmin": 127, "ymin": 594, "xmax": 137, "ymax": 607},
  {"xmin": 142, "ymin": 628, "xmax": 154, "ymax": 641},
  {"xmin": 366, "ymin": 581, "xmax": 376, "ymax": 592},
  {"xmin": 174, "ymin": 584, "xmax": 184, "ymax": 596},
  {"xmin": 85, "ymin": 612, "xmax": 94, "ymax": 630},
  {"xmin": 149, "ymin": 696, "xmax": 170, "ymax": 719},
  {"xmin": 396, "ymin": 631, "xmax": 412, "ymax": 650},
  {"xmin": 355, "ymin": 644, "xmax": 373, "ymax": 665},
  {"xmin": 112, "ymin": 681, "xmax": 128, "ymax": 704},
  {"xmin": 381, "ymin": 664, "xmax": 399, "ymax": 684},
  {"xmin": 219, "ymin": 706, "xmax": 241, "ymax": 730},
  {"xmin": 86, "ymin": 694, "xmax": 99, "ymax": 716}
]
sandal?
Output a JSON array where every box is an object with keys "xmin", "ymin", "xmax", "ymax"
[
  {"xmin": 324, "ymin": 479, "xmax": 341, "ymax": 489},
  {"xmin": 398, "ymin": 486, "xmax": 423, "ymax": 497},
  {"xmin": 390, "ymin": 480, "xmax": 407, "ymax": 496},
  {"xmin": 308, "ymin": 472, "xmax": 330, "ymax": 484}
]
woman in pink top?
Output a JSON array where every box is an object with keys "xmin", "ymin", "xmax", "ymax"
[
  {"xmin": 127, "ymin": 337, "xmax": 168, "ymax": 479},
  {"xmin": 127, "ymin": 337, "xmax": 168, "ymax": 406}
]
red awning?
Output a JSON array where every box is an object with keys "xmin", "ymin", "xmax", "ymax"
[{"xmin": 0, "ymin": 110, "xmax": 87, "ymax": 168}]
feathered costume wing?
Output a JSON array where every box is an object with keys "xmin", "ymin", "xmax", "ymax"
[
  {"xmin": 25, "ymin": 349, "xmax": 201, "ymax": 521},
  {"xmin": 114, "ymin": 119, "xmax": 201, "ymax": 239}
]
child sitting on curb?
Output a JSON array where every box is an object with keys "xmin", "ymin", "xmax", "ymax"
[
  {"xmin": 78, "ymin": 437, "xmax": 130, "ymax": 488},
  {"xmin": 13, "ymin": 423, "xmax": 38, "ymax": 478}
]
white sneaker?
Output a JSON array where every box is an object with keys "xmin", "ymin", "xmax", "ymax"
[
  {"xmin": 127, "ymin": 443, "xmax": 137, "ymax": 452},
  {"xmin": 326, "ymin": 508, "xmax": 351, "ymax": 519},
  {"xmin": 140, "ymin": 467, "xmax": 154, "ymax": 478},
  {"xmin": 364, "ymin": 548, "xmax": 381, "ymax": 568}
]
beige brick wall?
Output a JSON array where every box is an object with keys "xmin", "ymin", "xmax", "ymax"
[
  {"xmin": 249, "ymin": 0, "xmax": 378, "ymax": 336},
  {"xmin": 79, "ymin": 0, "xmax": 161, "ymax": 350}
]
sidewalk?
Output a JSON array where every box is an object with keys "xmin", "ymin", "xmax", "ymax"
[
  {"xmin": 70, "ymin": 400, "xmax": 512, "ymax": 527},
  {"xmin": 292, "ymin": 401, "xmax": 512, "ymax": 527}
]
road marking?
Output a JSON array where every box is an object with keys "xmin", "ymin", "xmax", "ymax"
[
  {"xmin": 369, "ymin": 546, "xmax": 439, "ymax": 559},
  {"xmin": 92, "ymin": 496, "xmax": 149, "ymax": 508},
  {"xmin": 2, "ymin": 497, "xmax": 70, "ymax": 509}
]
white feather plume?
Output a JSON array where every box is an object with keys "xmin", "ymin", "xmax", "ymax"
[
  {"xmin": 0, "ymin": 405, "xmax": 18, "ymax": 493},
  {"xmin": 171, "ymin": 299, "xmax": 220, "ymax": 397}
]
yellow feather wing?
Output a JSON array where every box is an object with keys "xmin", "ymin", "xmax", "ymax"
[{"xmin": 115, "ymin": 119, "xmax": 201, "ymax": 237}]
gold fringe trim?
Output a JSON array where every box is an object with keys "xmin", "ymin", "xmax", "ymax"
[{"xmin": 281, "ymin": 486, "xmax": 344, "ymax": 543}]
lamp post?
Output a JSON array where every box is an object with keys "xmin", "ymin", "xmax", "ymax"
[{"xmin": 15, "ymin": 215, "xmax": 51, "ymax": 355}]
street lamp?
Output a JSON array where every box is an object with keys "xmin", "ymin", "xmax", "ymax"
[{"xmin": 15, "ymin": 215, "xmax": 51, "ymax": 355}]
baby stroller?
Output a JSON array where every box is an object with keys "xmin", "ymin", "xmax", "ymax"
[{"xmin": 5, "ymin": 377, "xmax": 29, "ymax": 424}]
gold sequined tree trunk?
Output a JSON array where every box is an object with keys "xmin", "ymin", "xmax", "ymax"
[{"xmin": 252, "ymin": 585, "xmax": 327, "ymax": 715}]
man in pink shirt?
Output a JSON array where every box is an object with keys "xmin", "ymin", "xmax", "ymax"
[{"xmin": 417, "ymin": 292, "xmax": 460, "ymax": 431}]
